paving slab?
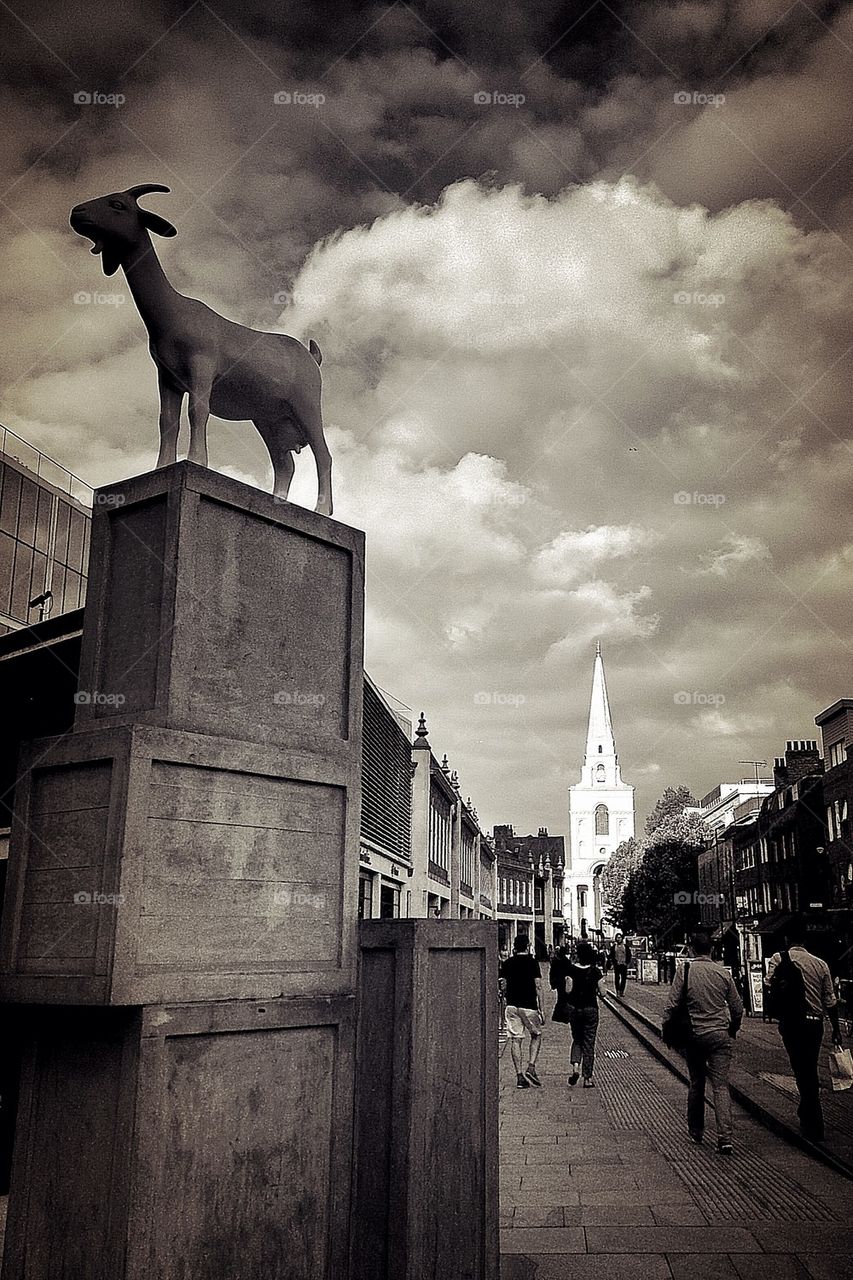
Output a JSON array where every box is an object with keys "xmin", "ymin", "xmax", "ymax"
[{"xmin": 585, "ymin": 1225, "xmax": 763, "ymax": 1253}]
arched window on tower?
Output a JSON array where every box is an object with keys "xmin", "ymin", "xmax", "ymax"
[
  {"xmin": 595, "ymin": 804, "xmax": 609, "ymax": 836},
  {"xmin": 596, "ymin": 763, "xmax": 605, "ymax": 782},
  {"xmin": 598, "ymin": 745, "xmax": 603, "ymax": 753}
]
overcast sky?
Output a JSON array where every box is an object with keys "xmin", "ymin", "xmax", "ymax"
[{"xmin": 2, "ymin": 0, "xmax": 852, "ymax": 835}]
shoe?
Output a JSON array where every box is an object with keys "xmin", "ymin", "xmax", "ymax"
[
  {"xmin": 583, "ymin": 1077, "xmax": 595, "ymax": 1088},
  {"xmin": 516, "ymin": 1073, "xmax": 531, "ymax": 1089},
  {"xmin": 568, "ymin": 1071, "xmax": 580, "ymax": 1086},
  {"xmin": 526, "ymin": 1067, "xmax": 542, "ymax": 1087},
  {"xmin": 717, "ymin": 1141, "xmax": 733, "ymax": 1155},
  {"xmin": 688, "ymin": 1131, "xmax": 703, "ymax": 1145}
]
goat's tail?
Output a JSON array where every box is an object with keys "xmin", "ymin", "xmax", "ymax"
[{"xmin": 309, "ymin": 339, "xmax": 322, "ymax": 366}]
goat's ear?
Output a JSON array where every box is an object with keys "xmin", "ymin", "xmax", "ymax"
[
  {"xmin": 139, "ymin": 209, "xmax": 177, "ymax": 238},
  {"xmin": 101, "ymin": 245, "xmax": 122, "ymax": 277}
]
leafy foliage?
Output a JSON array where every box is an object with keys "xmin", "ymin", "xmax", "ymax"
[
  {"xmin": 601, "ymin": 836, "xmax": 641, "ymax": 926},
  {"xmin": 621, "ymin": 793, "xmax": 707, "ymax": 938},
  {"xmin": 644, "ymin": 785, "xmax": 698, "ymax": 837}
]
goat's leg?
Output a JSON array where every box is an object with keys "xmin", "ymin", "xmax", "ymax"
[
  {"xmin": 156, "ymin": 376, "xmax": 183, "ymax": 469},
  {"xmin": 254, "ymin": 417, "xmax": 296, "ymax": 501},
  {"xmin": 186, "ymin": 377, "xmax": 212, "ymax": 468},
  {"xmin": 294, "ymin": 404, "xmax": 333, "ymax": 517}
]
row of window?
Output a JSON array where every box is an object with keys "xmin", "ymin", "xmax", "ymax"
[
  {"xmin": 358, "ymin": 872, "xmax": 401, "ymax": 920},
  {"xmin": 738, "ymin": 831, "xmax": 798, "ymax": 869},
  {"xmin": 429, "ymin": 790, "xmax": 452, "ymax": 872},
  {"xmin": 0, "ymin": 462, "xmax": 90, "ymax": 625},
  {"xmin": 741, "ymin": 881, "xmax": 798, "ymax": 916}
]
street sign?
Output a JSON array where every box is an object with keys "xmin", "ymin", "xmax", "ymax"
[
  {"xmin": 748, "ymin": 961, "xmax": 764, "ymax": 1015},
  {"xmin": 641, "ymin": 957, "xmax": 658, "ymax": 984}
]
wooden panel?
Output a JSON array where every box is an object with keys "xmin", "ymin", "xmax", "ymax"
[
  {"xmin": 16, "ymin": 762, "xmax": 112, "ymax": 972},
  {"xmin": 354, "ymin": 920, "xmax": 499, "ymax": 1280},
  {"xmin": 351, "ymin": 947, "xmax": 397, "ymax": 1280},
  {"xmin": 185, "ymin": 495, "xmax": 353, "ymax": 742},
  {"xmin": 416, "ymin": 948, "xmax": 488, "ymax": 1280},
  {"xmin": 1, "ymin": 1009, "xmax": 137, "ymax": 1280},
  {"xmin": 138, "ymin": 762, "xmax": 345, "ymax": 972},
  {"xmin": 149, "ymin": 1023, "xmax": 338, "ymax": 1279},
  {"xmin": 95, "ymin": 496, "xmax": 166, "ymax": 717}
]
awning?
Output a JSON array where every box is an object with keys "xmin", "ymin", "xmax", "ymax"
[{"xmin": 756, "ymin": 911, "xmax": 794, "ymax": 935}]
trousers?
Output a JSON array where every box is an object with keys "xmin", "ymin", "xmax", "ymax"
[
  {"xmin": 685, "ymin": 1028, "xmax": 734, "ymax": 1144},
  {"xmin": 780, "ymin": 1017, "xmax": 825, "ymax": 1140},
  {"xmin": 569, "ymin": 1005, "xmax": 599, "ymax": 1078},
  {"xmin": 613, "ymin": 964, "xmax": 627, "ymax": 996}
]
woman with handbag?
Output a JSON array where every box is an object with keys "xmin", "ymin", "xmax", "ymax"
[{"xmin": 551, "ymin": 941, "xmax": 606, "ymax": 1087}]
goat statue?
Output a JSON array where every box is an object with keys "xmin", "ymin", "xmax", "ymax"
[{"xmin": 70, "ymin": 184, "xmax": 333, "ymax": 515}]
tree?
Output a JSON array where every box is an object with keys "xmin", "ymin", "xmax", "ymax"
[
  {"xmin": 631, "ymin": 809, "xmax": 707, "ymax": 938},
  {"xmin": 601, "ymin": 837, "xmax": 641, "ymax": 927},
  {"xmin": 644, "ymin": 785, "xmax": 698, "ymax": 837}
]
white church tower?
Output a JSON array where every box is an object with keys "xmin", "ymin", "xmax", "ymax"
[{"xmin": 566, "ymin": 642, "xmax": 635, "ymax": 937}]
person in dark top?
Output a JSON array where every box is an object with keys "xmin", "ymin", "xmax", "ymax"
[
  {"xmin": 552, "ymin": 940, "xmax": 606, "ymax": 1086},
  {"xmin": 607, "ymin": 932, "xmax": 632, "ymax": 997},
  {"xmin": 500, "ymin": 934, "xmax": 545, "ymax": 1088}
]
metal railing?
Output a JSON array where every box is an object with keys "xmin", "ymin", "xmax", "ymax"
[{"xmin": 1, "ymin": 424, "xmax": 94, "ymax": 508}]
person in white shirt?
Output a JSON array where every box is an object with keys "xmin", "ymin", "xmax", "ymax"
[{"xmin": 765, "ymin": 915, "xmax": 842, "ymax": 1143}]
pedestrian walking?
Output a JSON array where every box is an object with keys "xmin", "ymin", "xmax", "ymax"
[
  {"xmin": 764, "ymin": 914, "xmax": 843, "ymax": 1143},
  {"xmin": 554, "ymin": 940, "xmax": 606, "ymax": 1087},
  {"xmin": 500, "ymin": 934, "xmax": 545, "ymax": 1089},
  {"xmin": 663, "ymin": 929, "xmax": 743, "ymax": 1154},
  {"xmin": 607, "ymin": 932, "xmax": 632, "ymax": 997},
  {"xmin": 665, "ymin": 948, "xmax": 677, "ymax": 984}
]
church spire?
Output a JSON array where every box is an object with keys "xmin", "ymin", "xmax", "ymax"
[{"xmin": 584, "ymin": 641, "xmax": 616, "ymax": 765}]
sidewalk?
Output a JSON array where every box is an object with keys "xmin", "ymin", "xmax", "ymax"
[
  {"xmin": 612, "ymin": 975, "xmax": 853, "ymax": 1172},
  {"xmin": 500, "ymin": 998, "xmax": 853, "ymax": 1279}
]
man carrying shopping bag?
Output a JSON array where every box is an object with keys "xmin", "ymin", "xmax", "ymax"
[{"xmin": 765, "ymin": 914, "xmax": 843, "ymax": 1143}]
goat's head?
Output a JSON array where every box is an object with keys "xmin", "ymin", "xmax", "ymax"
[{"xmin": 70, "ymin": 184, "xmax": 177, "ymax": 275}]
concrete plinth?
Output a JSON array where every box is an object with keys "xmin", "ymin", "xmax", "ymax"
[
  {"xmin": 0, "ymin": 462, "xmax": 365, "ymax": 1279},
  {"xmin": 352, "ymin": 919, "xmax": 499, "ymax": 1280}
]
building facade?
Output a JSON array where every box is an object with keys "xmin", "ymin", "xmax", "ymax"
[
  {"xmin": 0, "ymin": 431, "xmax": 92, "ymax": 636},
  {"xmin": 566, "ymin": 643, "xmax": 634, "ymax": 936},
  {"xmin": 493, "ymin": 826, "xmax": 565, "ymax": 957},
  {"xmin": 409, "ymin": 715, "xmax": 496, "ymax": 921}
]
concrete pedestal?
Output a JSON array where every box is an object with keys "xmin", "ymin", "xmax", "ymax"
[
  {"xmin": 352, "ymin": 919, "xmax": 499, "ymax": 1280},
  {"xmin": 0, "ymin": 462, "xmax": 364, "ymax": 1279}
]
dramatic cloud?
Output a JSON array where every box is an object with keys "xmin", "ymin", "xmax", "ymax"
[{"xmin": 2, "ymin": 0, "xmax": 853, "ymax": 830}]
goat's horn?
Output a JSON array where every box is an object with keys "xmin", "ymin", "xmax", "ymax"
[{"xmin": 125, "ymin": 183, "xmax": 171, "ymax": 199}]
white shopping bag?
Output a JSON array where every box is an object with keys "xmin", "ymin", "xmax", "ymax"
[{"xmin": 828, "ymin": 1046, "xmax": 853, "ymax": 1092}]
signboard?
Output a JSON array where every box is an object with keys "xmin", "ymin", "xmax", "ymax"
[
  {"xmin": 748, "ymin": 961, "xmax": 764, "ymax": 1015},
  {"xmin": 641, "ymin": 957, "xmax": 659, "ymax": 984}
]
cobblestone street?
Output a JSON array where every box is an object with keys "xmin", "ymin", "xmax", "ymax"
[{"xmin": 500, "ymin": 997, "xmax": 853, "ymax": 1279}]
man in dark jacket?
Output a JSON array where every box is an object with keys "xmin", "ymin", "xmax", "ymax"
[{"xmin": 607, "ymin": 932, "xmax": 632, "ymax": 997}]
